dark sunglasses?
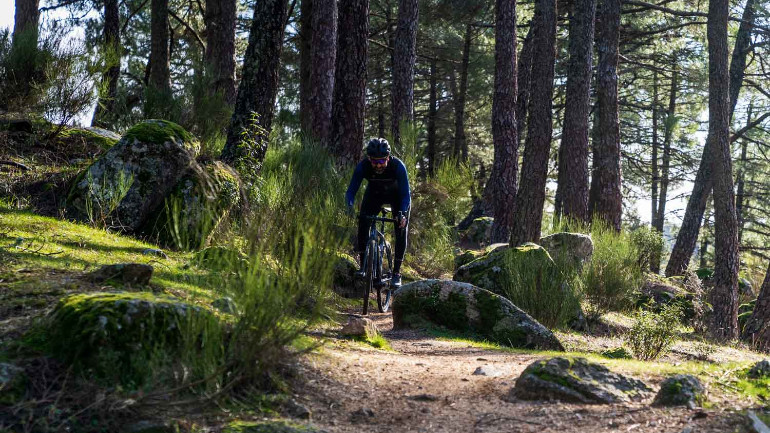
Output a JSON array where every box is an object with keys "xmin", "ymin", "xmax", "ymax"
[{"xmin": 369, "ymin": 157, "xmax": 388, "ymax": 165}]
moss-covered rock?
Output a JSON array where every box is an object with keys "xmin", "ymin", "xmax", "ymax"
[
  {"xmin": 539, "ymin": 232, "xmax": 593, "ymax": 270},
  {"xmin": 453, "ymin": 243, "xmax": 552, "ymax": 296},
  {"xmin": 145, "ymin": 161, "xmax": 241, "ymax": 250},
  {"xmin": 223, "ymin": 420, "xmax": 326, "ymax": 433},
  {"xmin": 510, "ymin": 357, "xmax": 653, "ymax": 404},
  {"xmin": 66, "ymin": 120, "xmax": 200, "ymax": 232},
  {"xmin": 62, "ymin": 127, "xmax": 121, "ymax": 150},
  {"xmin": 331, "ymin": 253, "xmax": 367, "ymax": 298},
  {"xmin": 392, "ymin": 279, "xmax": 563, "ymax": 350},
  {"xmin": 47, "ymin": 291, "xmax": 223, "ymax": 387},
  {"xmin": 652, "ymin": 374, "xmax": 705, "ymax": 407},
  {"xmin": 460, "ymin": 217, "xmax": 494, "ymax": 247}
]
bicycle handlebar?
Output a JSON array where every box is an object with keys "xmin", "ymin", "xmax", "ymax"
[{"xmin": 363, "ymin": 215, "xmax": 398, "ymax": 223}]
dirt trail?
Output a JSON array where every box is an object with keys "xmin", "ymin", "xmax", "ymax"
[{"xmin": 293, "ymin": 311, "xmax": 751, "ymax": 433}]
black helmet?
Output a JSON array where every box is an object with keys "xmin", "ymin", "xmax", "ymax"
[{"xmin": 366, "ymin": 138, "xmax": 390, "ymax": 158}]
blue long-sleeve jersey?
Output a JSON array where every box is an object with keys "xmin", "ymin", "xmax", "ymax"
[{"xmin": 345, "ymin": 157, "xmax": 411, "ymax": 211}]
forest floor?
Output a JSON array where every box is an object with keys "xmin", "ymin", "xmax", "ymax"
[{"xmin": 290, "ymin": 310, "xmax": 767, "ymax": 433}]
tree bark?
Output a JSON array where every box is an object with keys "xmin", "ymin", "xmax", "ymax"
[
  {"xmin": 516, "ymin": 25, "xmax": 535, "ymax": 148},
  {"xmin": 651, "ymin": 66, "xmax": 677, "ymax": 273},
  {"xmin": 330, "ymin": 0, "xmax": 369, "ymax": 167},
  {"xmin": 391, "ymin": 0, "xmax": 418, "ymax": 147},
  {"xmin": 221, "ymin": 0, "xmax": 289, "ymax": 176},
  {"xmin": 651, "ymin": 71, "xmax": 659, "ymax": 237},
  {"xmin": 742, "ymin": 261, "xmax": 770, "ymax": 349},
  {"xmin": 309, "ymin": 0, "xmax": 337, "ymax": 145},
  {"xmin": 554, "ymin": 0, "xmax": 595, "ymax": 225},
  {"xmin": 510, "ymin": 0, "xmax": 556, "ymax": 245},
  {"xmin": 145, "ymin": 0, "xmax": 172, "ymax": 117},
  {"xmin": 299, "ymin": 0, "xmax": 313, "ymax": 133},
  {"xmin": 707, "ymin": 0, "xmax": 739, "ymax": 341},
  {"xmin": 92, "ymin": 0, "xmax": 121, "ymax": 128},
  {"xmin": 588, "ymin": 0, "xmax": 622, "ymax": 231},
  {"xmin": 453, "ymin": 23, "xmax": 473, "ymax": 161},
  {"xmin": 736, "ymin": 103, "xmax": 752, "ymax": 245},
  {"xmin": 427, "ymin": 57, "xmax": 438, "ymax": 175},
  {"xmin": 664, "ymin": 0, "xmax": 757, "ymax": 276},
  {"xmin": 487, "ymin": 0, "xmax": 518, "ymax": 244},
  {"xmin": 204, "ymin": 0, "xmax": 238, "ymax": 107},
  {"xmin": 13, "ymin": 0, "xmax": 39, "ymax": 43}
]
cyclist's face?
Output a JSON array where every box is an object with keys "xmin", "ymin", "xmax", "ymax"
[{"xmin": 370, "ymin": 156, "xmax": 389, "ymax": 173}]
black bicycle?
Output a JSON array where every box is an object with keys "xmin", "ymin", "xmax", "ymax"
[{"xmin": 360, "ymin": 207, "xmax": 396, "ymax": 315}]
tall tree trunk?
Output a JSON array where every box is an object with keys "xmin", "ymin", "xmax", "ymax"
[
  {"xmin": 510, "ymin": 0, "xmax": 556, "ymax": 245},
  {"xmin": 453, "ymin": 23, "xmax": 472, "ymax": 161},
  {"xmin": 707, "ymin": 0, "xmax": 739, "ymax": 341},
  {"xmin": 554, "ymin": 0, "xmax": 595, "ymax": 225},
  {"xmin": 330, "ymin": 0, "xmax": 369, "ymax": 167},
  {"xmin": 378, "ymin": 77, "xmax": 386, "ymax": 138},
  {"xmin": 516, "ymin": 25, "xmax": 535, "ymax": 148},
  {"xmin": 221, "ymin": 0, "xmax": 289, "ymax": 177},
  {"xmin": 736, "ymin": 103, "xmax": 752, "ymax": 245},
  {"xmin": 299, "ymin": 0, "xmax": 313, "ymax": 133},
  {"xmin": 204, "ymin": 0, "xmax": 238, "ymax": 107},
  {"xmin": 427, "ymin": 57, "xmax": 438, "ymax": 175},
  {"xmin": 309, "ymin": 0, "xmax": 337, "ymax": 145},
  {"xmin": 12, "ymin": 0, "xmax": 39, "ymax": 43},
  {"xmin": 651, "ymin": 66, "xmax": 678, "ymax": 273},
  {"xmin": 651, "ymin": 71, "xmax": 659, "ymax": 235},
  {"xmin": 742, "ymin": 261, "xmax": 770, "ymax": 349},
  {"xmin": 145, "ymin": 0, "xmax": 172, "ymax": 117},
  {"xmin": 665, "ymin": 0, "xmax": 756, "ymax": 276},
  {"xmin": 487, "ymin": 0, "xmax": 518, "ymax": 244},
  {"xmin": 92, "ymin": 0, "xmax": 121, "ymax": 128},
  {"xmin": 391, "ymin": 0, "xmax": 418, "ymax": 147},
  {"xmin": 588, "ymin": 0, "xmax": 622, "ymax": 231}
]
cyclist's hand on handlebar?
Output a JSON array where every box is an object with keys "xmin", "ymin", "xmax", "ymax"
[{"xmin": 397, "ymin": 211, "xmax": 407, "ymax": 229}]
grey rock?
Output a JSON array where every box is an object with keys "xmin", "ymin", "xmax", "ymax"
[
  {"xmin": 511, "ymin": 357, "xmax": 653, "ymax": 404},
  {"xmin": 341, "ymin": 316, "xmax": 378, "ymax": 337},
  {"xmin": 461, "ymin": 217, "xmax": 494, "ymax": 248},
  {"xmin": 350, "ymin": 407, "xmax": 375, "ymax": 423},
  {"xmin": 142, "ymin": 248, "xmax": 168, "ymax": 259},
  {"xmin": 85, "ymin": 127, "xmax": 122, "ymax": 141},
  {"xmin": 86, "ymin": 263, "xmax": 153, "ymax": 286},
  {"xmin": 285, "ymin": 398, "xmax": 312, "ymax": 420},
  {"xmin": 539, "ymin": 232, "xmax": 594, "ymax": 270},
  {"xmin": 408, "ymin": 393, "xmax": 439, "ymax": 401},
  {"xmin": 67, "ymin": 119, "xmax": 199, "ymax": 232},
  {"xmin": 212, "ymin": 296, "xmax": 238, "ymax": 314},
  {"xmin": 748, "ymin": 360, "xmax": 770, "ymax": 379},
  {"xmin": 123, "ymin": 420, "xmax": 174, "ymax": 433},
  {"xmin": 747, "ymin": 410, "xmax": 770, "ymax": 433},
  {"xmin": 472, "ymin": 365, "xmax": 505, "ymax": 377},
  {"xmin": 653, "ymin": 374, "xmax": 705, "ymax": 407},
  {"xmin": 392, "ymin": 279, "xmax": 564, "ymax": 351}
]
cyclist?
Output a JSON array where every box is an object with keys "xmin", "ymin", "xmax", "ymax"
[{"xmin": 345, "ymin": 138, "xmax": 411, "ymax": 288}]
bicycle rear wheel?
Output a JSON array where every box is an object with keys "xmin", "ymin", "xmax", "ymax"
[
  {"xmin": 377, "ymin": 241, "xmax": 394, "ymax": 313},
  {"xmin": 362, "ymin": 240, "xmax": 376, "ymax": 315}
]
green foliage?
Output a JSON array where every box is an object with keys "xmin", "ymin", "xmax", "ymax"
[
  {"xmin": 122, "ymin": 118, "xmax": 197, "ymax": 147},
  {"xmin": 601, "ymin": 347, "xmax": 633, "ymax": 359},
  {"xmin": 82, "ymin": 169, "xmax": 134, "ymax": 227},
  {"xmin": 499, "ymin": 244, "xmax": 583, "ymax": 329},
  {"xmin": 630, "ymin": 226, "xmax": 664, "ymax": 271},
  {"xmin": 624, "ymin": 303, "xmax": 682, "ymax": 361},
  {"xmin": 582, "ymin": 223, "xmax": 645, "ymax": 317}
]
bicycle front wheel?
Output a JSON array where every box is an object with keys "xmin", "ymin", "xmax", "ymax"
[
  {"xmin": 377, "ymin": 240, "xmax": 393, "ymax": 313},
  {"xmin": 362, "ymin": 239, "xmax": 377, "ymax": 315}
]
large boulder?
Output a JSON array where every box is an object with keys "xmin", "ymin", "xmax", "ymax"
[
  {"xmin": 454, "ymin": 243, "xmax": 553, "ymax": 295},
  {"xmin": 67, "ymin": 119, "xmax": 199, "ymax": 231},
  {"xmin": 392, "ymin": 280, "xmax": 563, "ymax": 350},
  {"xmin": 144, "ymin": 161, "xmax": 241, "ymax": 249},
  {"xmin": 47, "ymin": 291, "xmax": 223, "ymax": 387},
  {"xmin": 510, "ymin": 357, "xmax": 653, "ymax": 404},
  {"xmin": 539, "ymin": 232, "xmax": 593, "ymax": 270}
]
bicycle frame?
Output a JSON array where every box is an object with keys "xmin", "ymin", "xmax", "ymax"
[{"xmin": 360, "ymin": 209, "xmax": 397, "ymax": 314}]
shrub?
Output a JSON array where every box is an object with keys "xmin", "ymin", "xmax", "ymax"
[
  {"xmin": 624, "ymin": 303, "xmax": 682, "ymax": 360},
  {"xmin": 582, "ymin": 223, "xmax": 644, "ymax": 317},
  {"xmin": 500, "ymin": 245, "xmax": 583, "ymax": 329},
  {"xmin": 631, "ymin": 226, "xmax": 664, "ymax": 271}
]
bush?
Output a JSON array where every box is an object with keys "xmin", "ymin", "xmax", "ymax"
[
  {"xmin": 631, "ymin": 226, "xmax": 664, "ymax": 271},
  {"xmin": 500, "ymin": 245, "xmax": 583, "ymax": 329},
  {"xmin": 581, "ymin": 223, "xmax": 644, "ymax": 317},
  {"xmin": 624, "ymin": 303, "xmax": 682, "ymax": 360}
]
